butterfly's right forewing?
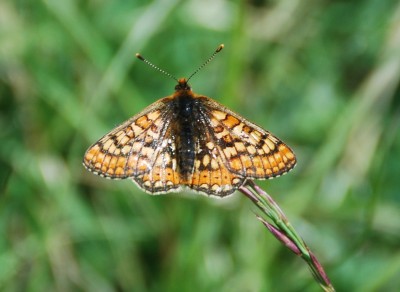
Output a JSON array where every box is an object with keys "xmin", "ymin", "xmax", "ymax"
[{"xmin": 83, "ymin": 98, "xmax": 173, "ymax": 179}]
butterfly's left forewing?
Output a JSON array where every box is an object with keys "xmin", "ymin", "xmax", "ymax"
[{"xmin": 199, "ymin": 96, "xmax": 296, "ymax": 179}]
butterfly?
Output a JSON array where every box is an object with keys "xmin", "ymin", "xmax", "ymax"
[{"xmin": 83, "ymin": 44, "xmax": 296, "ymax": 197}]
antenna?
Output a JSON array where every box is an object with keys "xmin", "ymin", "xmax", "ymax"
[
  {"xmin": 187, "ymin": 44, "xmax": 224, "ymax": 82},
  {"xmin": 135, "ymin": 44, "xmax": 224, "ymax": 83},
  {"xmin": 135, "ymin": 53, "xmax": 178, "ymax": 82}
]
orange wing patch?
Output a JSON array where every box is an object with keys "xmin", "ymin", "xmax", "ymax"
[{"xmin": 186, "ymin": 138, "xmax": 244, "ymax": 196}]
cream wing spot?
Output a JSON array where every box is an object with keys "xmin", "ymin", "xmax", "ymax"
[
  {"xmin": 223, "ymin": 147, "xmax": 237, "ymax": 159},
  {"xmin": 203, "ymin": 155, "xmax": 210, "ymax": 167},
  {"xmin": 103, "ymin": 140, "xmax": 113, "ymax": 151},
  {"xmin": 232, "ymin": 178, "xmax": 241, "ymax": 185},
  {"xmin": 206, "ymin": 142, "xmax": 214, "ymax": 149},
  {"xmin": 247, "ymin": 145, "xmax": 257, "ymax": 155},
  {"xmin": 212, "ymin": 110, "xmax": 227, "ymax": 120},
  {"xmin": 121, "ymin": 145, "xmax": 131, "ymax": 155},
  {"xmin": 211, "ymin": 158, "xmax": 219, "ymax": 170},
  {"xmin": 265, "ymin": 138, "xmax": 276, "ymax": 151},
  {"xmin": 147, "ymin": 111, "xmax": 160, "ymax": 121},
  {"xmin": 132, "ymin": 124, "xmax": 144, "ymax": 136},
  {"xmin": 132, "ymin": 142, "xmax": 142, "ymax": 152},
  {"xmin": 234, "ymin": 142, "xmax": 246, "ymax": 152}
]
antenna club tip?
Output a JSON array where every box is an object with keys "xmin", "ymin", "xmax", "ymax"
[
  {"xmin": 217, "ymin": 44, "xmax": 224, "ymax": 52},
  {"xmin": 136, "ymin": 53, "xmax": 144, "ymax": 60}
]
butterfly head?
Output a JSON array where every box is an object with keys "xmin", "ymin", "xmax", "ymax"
[{"xmin": 175, "ymin": 78, "xmax": 192, "ymax": 92}]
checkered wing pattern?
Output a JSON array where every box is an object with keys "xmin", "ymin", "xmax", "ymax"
[
  {"xmin": 83, "ymin": 98, "xmax": 181, "ymax": 194},
  {"xmin": 199, "ymin": 96, "xmax": 296, "ymax": 180},
  {"xmin": 131, "ymin": 125, "xmax": 182, "ymax": 194},
  {"xmin": 187, "ymin": 121, "xmax": 245, "ymax": 196}
]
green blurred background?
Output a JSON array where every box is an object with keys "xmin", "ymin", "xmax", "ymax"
[{"xmin": 1, "ymin": 0, "xmax": 400, "ymax": 291}]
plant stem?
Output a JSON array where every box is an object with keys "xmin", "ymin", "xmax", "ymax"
[{"xmin": 239, "ymin": 180, "xmax": 335, "ymax": 292}]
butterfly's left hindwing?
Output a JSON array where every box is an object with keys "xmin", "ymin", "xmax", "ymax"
[
  {"xmin": 186, "ymin": 115, "xmax": 245, "ymax": 197},
  {"xmin": 131, "ymin": 126, "xmax": 182, "ymax": 194}
]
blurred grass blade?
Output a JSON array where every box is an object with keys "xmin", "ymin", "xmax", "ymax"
[{"xmin": 240, "ymin": 180, "xmax": 335, "ymax": 292}]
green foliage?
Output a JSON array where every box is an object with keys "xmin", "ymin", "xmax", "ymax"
[{"xmin": 1, "ymin": 0, "xmax": 400, "ymax": 291}]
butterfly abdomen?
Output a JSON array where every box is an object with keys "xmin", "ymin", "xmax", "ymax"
[{"xmin": 173, "ymin": 93, "xmax": 198, "ymax": 179}]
